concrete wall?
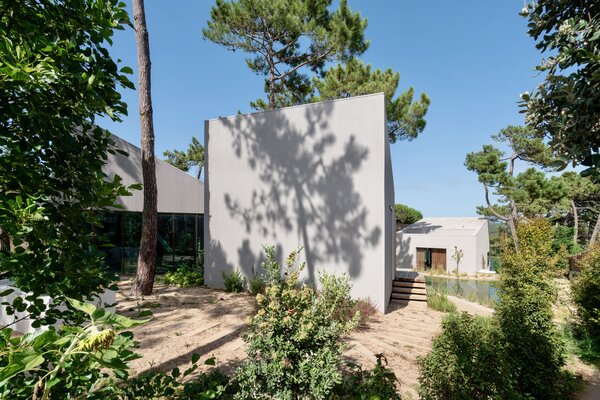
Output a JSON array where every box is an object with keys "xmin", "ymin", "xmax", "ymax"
[
  {"xmin": 475, "ymin": 222, "xmax": 490, "ymax": 271},
  {"xmin": 104, "ymin": 135, "xmax": 204, "ymax": 214},
  {"xmin": 204, "ymin": 94, "xmax": 393, "ymax": 312},
  {"xmin": 396, "ymin": 221, "xmax": 490, "ymax": 276}
]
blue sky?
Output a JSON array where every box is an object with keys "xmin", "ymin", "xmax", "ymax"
[{"xmin": 99, "ymin": 0, "xmax": 544, "ymax": 217}]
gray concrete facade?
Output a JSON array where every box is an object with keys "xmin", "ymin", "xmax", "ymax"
[
  {"xmin": 104, "ymin": 134, "xmax": 204, "ymax": 214},
  {"xmin": 204, "ymin": 94, "xmax": 395, "ymax": 312}
]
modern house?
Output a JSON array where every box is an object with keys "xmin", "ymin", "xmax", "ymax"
[
  {"xmin": 101, "ymin": 134, "xmax": 205, "ymax": 274},
  {"xmin": 204, "ymin": 94, "xmax": 396, "ymax": 312},
  {"xmin": 396, "ymin": 217, "xmax": 490, "ymax": 276}
]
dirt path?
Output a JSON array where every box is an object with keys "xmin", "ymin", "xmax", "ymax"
[
  {"xmin": 116, "ymin": 281, "xmax": 446, "ymax": 398},
  {"xmin": 579, "ymin": 374, "xmax": 600, "ymax": 400}
]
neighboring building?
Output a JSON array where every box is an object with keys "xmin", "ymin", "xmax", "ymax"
[
  {"xmin": 101, "ymin": 134, "xmax": 204, "ymax": 274},
  {"xmin": 396, "ymin": 218, "xmax": 490, "ymax": 276},
  {"xmin": 204, "ymin": 94, "xmax": 395, "ymax": 312}
]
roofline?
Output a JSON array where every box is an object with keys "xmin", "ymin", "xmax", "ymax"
[
  {"xmin": 205, "ymin": 92, "xmax": 385, "ymax": 123},
  {"xmin": 109, "ymin": 133, "xmax": 204, "ymax": 186}
]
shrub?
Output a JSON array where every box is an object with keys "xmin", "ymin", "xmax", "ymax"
[
  {"xmin": 0, "ymin": 299, "xmax": 146, "ymax": 399},
  {"xmin": 248, "ymin": 266, "xmax": 265, "ymax": 295},
  {"xmin": 571, "ymin": 244, "xmax": 600, "ymax": 349},
  {"xmin": 496, "ymin": 218, "xmax": 564, "ymax": 399},
  {"xmin": 349, "ymin": 298, "xmax": 378, "ymax": 328},
  {"xmin": 426, "ymin": 288, "xmax": 457, "ymax": 313},
  {"xmin": 117, "ymin": 355, "xmax": 230, "ymax": 399},
  {"xmin": 162, "ymin": 265, "xmax": 204, "ymax": 287},
  {"xmin": 334, "ymin": 354, "xmax": 401, "ymax": 399},
  {"xmin": 222, "ymin": 270, "xmax": 245, "ymax": 293},
  {"xmin": 234, "ymin": 246, "xmax": 361, "ymax": 399},
  {"xmin": 418, "ymin": 312, "xmax": 507, "ymax": 400}
]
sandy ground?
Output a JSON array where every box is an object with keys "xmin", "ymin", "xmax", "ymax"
[
  {"xmin": 116, "ymin": 280, "xmax": 596, "ymax": 399},
  {"xmin": 116, "ymin": 280, "xmax": 444, "ymax": 398}
]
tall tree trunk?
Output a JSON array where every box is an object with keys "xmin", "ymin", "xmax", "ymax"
[
  {"xmin": 131, "ymin": 0, "xmax": 157, "ymax": 297},
  {"xmin": 571, "ymin": 199, "xmax": 579, "ymax": 247},
  {"xmin": 590, "ymin": 213, "xmax": 600, "ymax": 247}
]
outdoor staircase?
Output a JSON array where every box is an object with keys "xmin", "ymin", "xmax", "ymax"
[{"xmin": 390, "ymin": 277, "xmax": 427, "ymax": 305}]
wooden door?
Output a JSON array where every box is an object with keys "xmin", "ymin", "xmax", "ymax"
[
  {"xmin": 416, "ymin": 248, "xmax": 425, "ymax": 271},
  {"xmin": 431, "ymin": 248, "xmax": 447, "ymax": 272}
]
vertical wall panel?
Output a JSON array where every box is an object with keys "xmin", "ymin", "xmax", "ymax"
[{"xmin": 204, "ymin": 94, "xmax": 390, "ymax": 311}]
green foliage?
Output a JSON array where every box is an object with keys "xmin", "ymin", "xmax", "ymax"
[
  {"xmin": 420, "ymin": 219, "xmax": 570, "ymax": 400},
  {"xmin": 162, "ymin": 265, "xmax": 204, "ymax": 287},
  {"xmin": 521, "ymin": 1, "xmax": 600, "ymax": 179},
  {"xmin": 426, "ymin": 289, "xmax": 457, "ymax": 313},
  {"xmin": 496, "ymin": 218, "xmax": 565, "ymax": 399},
  {"xmin": 572, "ymin": 245, "xmax": 600, "ymax": 350},
  {"xmin": 234, "ymin": 247, "xmax": 361, "ymax": 399},
  {"xmin": 313, "ymin": 59, "xmax": 430, "ymax": 142},
  {"xmin": 418, "ymin": 313, "xmax": 507, "ymax": 400},
  {"xmin": 561, "ymin": 322, "xmax": 600, "ymax": 365},
  {"xmin": 0, "ymin": 299, "xmax": 147, "ymax": 399},
  {"xmin": 248, "ymin": 266, "xmax": 265, "ymax": 295},
  {"xmin": 393, "ymin": 204, "xmax": 423, "ymax": 225},
  {"xmin": 203, "ymin": 0, "xmax": 368, "ymax": 110},
  {"xmin": 222, "ymin": 270, "xmax": 245, "ymax": 293},
  {"xmin": 163, "ymin": 136, "xmax": 205, "ymax": 179},
  {"xmin": 116, "ymin": 356, "xmax": 230, "ymax": 400},
  {"xmin": 0, "ymin": 0, "xmax": 134, "ymax": 325},
  {"xmin": 334, "ymin": 354, "xmax": 401, "ymax": 399}
]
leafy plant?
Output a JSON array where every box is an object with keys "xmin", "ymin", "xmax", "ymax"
[
  {"xmin": 571, "ymin": 244, "xmax": 600, "ymax": 350},
  {"xmin": 496, "ymin": 218, "xmax": 565, "ymax": 399},
  {"xmin": 334, "ymin": 354, "xmax": 401, "ymax": 399},
  {"xmin": 0, "ymin": 298, "xmax": 147, "ymax": 399},
  {"xmin": 222, "ymin": 270, "xmax": 245, "ymax": 293},
  {"xmin": 248, "ymin": 266, "xmax": 264, "ymax": 295},
  {"xmin": 162, "ymin": 265, "xmax": 204, "ymax": 287},
  {"xmin": 0, "ymin": 0, "xmax": 135, "ymax": 326},
  {"xmin": 418, "ymin": 313, "xmax": 507, "ymax": 400},
  {"xmin": 117, "ymin": 355, "xmax": 229, "ymax": 399},
  {"xmin": 234, "ymin": 246, "xmax": 361, "ymax": 399}
]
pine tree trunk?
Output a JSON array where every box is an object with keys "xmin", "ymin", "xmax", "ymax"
[
  {"xmin": 590, "ymin": 213, "xmax": 600, "ymax": 247},
  {"xmin": 131, "ymin": 0, "xmax": 157, "ymax": 297},
  {"xmin": 571, "ymin": 199, "xmax": 579, "ymax": 247}
]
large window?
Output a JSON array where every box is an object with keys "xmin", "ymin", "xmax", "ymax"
[{"xmin": 99, "ymin": 211, "xmax": 203, "ymax": 274}]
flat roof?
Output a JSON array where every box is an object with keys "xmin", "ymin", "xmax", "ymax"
[{"xmin": 400, "ymin": 217, "xmax": 488, "ymax": 236}]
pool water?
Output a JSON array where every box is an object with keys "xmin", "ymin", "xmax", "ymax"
[{"xmin": 425, "ymin": 276, "xmax": 499, "ymax": 307}]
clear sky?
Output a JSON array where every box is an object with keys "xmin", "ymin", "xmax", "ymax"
[{"xmin": 99, "ymin": 0, "xmax": 544, "ymax": 218}]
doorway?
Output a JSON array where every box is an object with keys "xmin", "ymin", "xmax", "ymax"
[{"xmin": 416, "ymin": 247, "xmax": 447, "ymax": 272}]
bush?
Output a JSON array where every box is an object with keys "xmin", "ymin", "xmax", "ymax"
[
  {"xmin": 418, "ymin": 219, "xmax": 569, "ymax": 400},
  {"xmin": 418, "ymin": 313, "xmax": 507, "ymax": 400},
  {"xmin": 162, "ymin": 265, "xmax": 204, "ymax": 287},
  {"xmin": 349, "ymin": 298, "xmax": 378, "ymax": 328},
  {"xmin": 117, "ymin": 356, "xmax": 230, "ymax": 399},
  {"xmin": 234, "ymin": 246, "xmax": 361, "ymax": 399},
  {"xmin": 222, "ymin": 270, "xmax": 245, "ymax": 293},
  {"xmin": 426, "ymin": 289, "xmax": 457, "ymax": 313},
  {"xmin": 248, "ymin": 266, "xmax": 264, "ymax": 295},
  {"xmin": 334, "ymin": 354, "xmax": 401, "ymax": 399},
  {"xmin": 571, "ymin": 244, "xmax": 600, "ymax": 349},
  {"xmin": 496, "ymin": 218, "xmax": 564, "ymax": 399}
]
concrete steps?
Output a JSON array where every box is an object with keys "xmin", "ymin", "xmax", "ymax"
[{"xmin": 390, "ymin": 278, "xmax": 428, "ymax": 304}]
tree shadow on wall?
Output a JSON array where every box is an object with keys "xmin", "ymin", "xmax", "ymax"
[{"xmin": 219, "ymin": 102, "xmax": 381, "ymax": 283}]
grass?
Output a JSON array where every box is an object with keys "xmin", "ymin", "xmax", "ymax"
[
  {"xmin": 561, "ymin": 322, "xmax": 600, "ymax": 365},
  {"xmin": 426, "ymin": 288, "xmax": 457, "ymax": 313}
]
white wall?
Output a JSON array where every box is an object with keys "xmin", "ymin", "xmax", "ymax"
[
  {"xmin": 204, "ymin": 94, "xmax": 393, "ymax": 312},
  {"xmin": 475, "ymin": 221, "xmax": 490, "ymax": 271}
]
